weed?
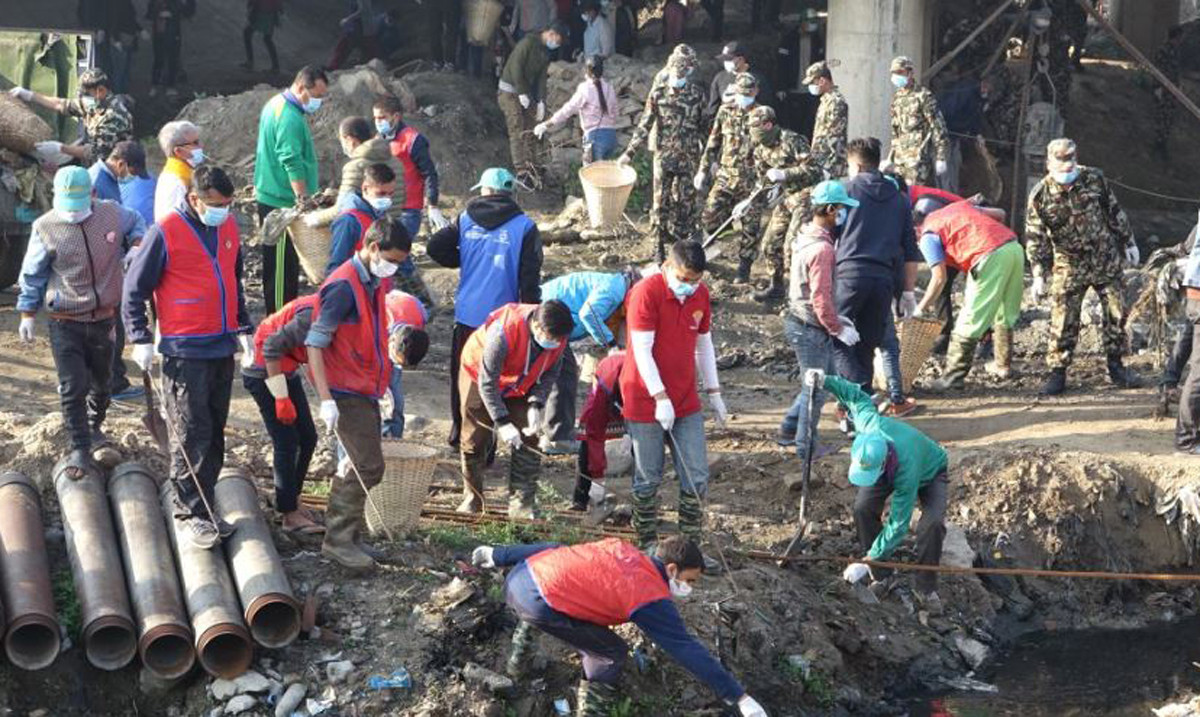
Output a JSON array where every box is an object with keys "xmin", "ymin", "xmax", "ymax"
[
  {"xmin": 421, "ymin": 515, "xmax": 590, "ymax": 553},
  {"xmin": 303, "ymin": 478, "xmax": 332, "ymax": 497},
  {"xmin": 52, "ymin": 568, "xmax": 80, "ymax": 640},
  {"xmin": 778, "ymin": 655, "xmax": 835, "ymax": 708},
  {"xmin": 606, "ymin": 694, "xmax": 675, "ymax": 717}
]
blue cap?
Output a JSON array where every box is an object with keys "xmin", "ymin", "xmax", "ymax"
[
  {"xmin": 810, "ymin": 179, "xmax": 859, "ymax": 208},
  {"xmin": 471, "ymin": 167, "xmax": 516, "ymax": 193},
  {"xmin": 53, "ymin": 166, "xmax": 92, "ymax": 213},
  {"xmin": 848, "ymin": 433, "xmax": 888, "ymax": 487}
]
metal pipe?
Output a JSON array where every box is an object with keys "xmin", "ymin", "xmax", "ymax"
[
  {"xmin": 52, "ymin": 459, "xmax": 137, "ymax": 671},
  {"xmin": 0, "ymin": 472, "xmax": 60, "ymax": 670},
  {"xmin": 161, "ymin": 483, "xmax": 253, "ymax": 678},
  {"xmin": 214, "ymin": 469, "xmax": 301, "ymax": 649},
  {"xmin": 108, "ymin": 463, "xmax": 195, "ymax": 679}
]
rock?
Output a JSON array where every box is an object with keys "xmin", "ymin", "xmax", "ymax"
[
  {"xmin": 211, "ymin": 678, "xmax": 238, "ymax": 701},
  {"xmin": 234, "ymin": 670, "xmax": 272, "ymax": 695},
  {"xmin": 326, "ymin": 659, "xmax": 356, "ymax": 684},
  {"xmin": 275, "ymin": 683, "xmax": 307, "ymax": 717},
  {"xmin": 953, "ymin": 633, "xmax": 990, "ymax": 670},
  {"xmin": 941, "ymin": 523, "xmax": 976, "ymax": 568},
  {"xmin": 224, "ymin": 695, "xmax": 257, "ymax": 716},
  {"xmin": 462, "ymin": 662, "xmax": 515, "ymax": 695},
  {"xmin": 139, "ymin": 666, "xmax": 186, "ymax": 697}
]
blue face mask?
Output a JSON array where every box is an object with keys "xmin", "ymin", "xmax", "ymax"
[
  {"xmin": 187, "ymin": 147, "xmax": 205, "ymax": 167},
  {"xmin": 368, "ymin": 196, "xmax": 393, "ymax": 213},
  {"xmin": 546, "ymin": 39, "xmax": 560, "ymax": 50},
  {"xmin": 1053, "ymin": 168, "xmax": 1079, "ymax": 185},
  {"xmin": 535, "ymin": 333, "xmax": 559, "ymax": 349},
  {"xmin": 670, "ymin": 76, "xmax": 687, "ymax": 89},
  {"xmin": 200, "ymin": 205, "xmax": 230, "ymax": 227},
  {"xmin": 891, "ymin": 74, "xmax": 909, "ymax": 89},
  {"xmin": 668, "ymin": 273, "xmax": 698, "ymax": 299},
  {"xmin": 735, "ymin": 94, "xmax": 754, "ymax": 109},
  {"xmin": 82, "ymin": 94, "xmax": 99, "ymax": 111},
  {"xmin": 376, "ymin": 119, "xmax": 393, "ymax": 136},
  {"xmin": 304, "ymin": 96, "xmax": 323, "ymax": 113},
  {"xmin": 836, "ymin": 208, "xmax": 848, "ymax": 227}
]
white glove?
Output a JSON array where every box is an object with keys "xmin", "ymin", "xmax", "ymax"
[
  {"xmin": 427, "ymin": 206, "xmax": 449, "ymax": 231},
  {"xmin": 471, "ymin": 545, "xmax": 496, "ymax": 569},
  {"xmin": 708, "ymin": 392, "xmax": 728, "ymax": 427},
  {"xmin": 132, "ymin": 342, "xmax": 156, "ymax": 371},
  {"xmin": 497, "ymin": 422, "xmax": 523, "ymax": 450},
  {"xmin": 1030, "ymin": 274, "xmax": 1046, "ymax": 302},
  {"xmin": 765, "ymin": 168, "xmax": 786, "ymax": 183},
  {"xmin": 879, "ymin": 159, "xmax": 894, "ymax": 173},
  {"xmin": 836, "ymin": 322, "xmax": 860, "ymax": 346},
  {"xmin": 238, "ymin": 334, "xmax": 256, "ymax": 369},
  {"xmin": 8, "ymin": 86, "xmax": 32, "ymax": 102},
  {"xmin": 655, "ymin": 397, "xmax": 676, "ymax": 432},
  {"xmin": 803, "ymin": 368, "xmax": 825, "ymax": 388},
  {"xmin": 518, "ymin": 93, "xmax": 531, "ymax": 109},
  {"xmin": 536, "ymin": 101, "xmax": 545, "ymax": 122},
  {"xmin": 522, "ymin": 405, "xmax": 543, "ymax": 437},
  {"xmin": 731, "ymin": 197, "xmax": 751, "ymax": 220},
  {"xmin": 935, "ymin": 159, "xmax": 948, "ymax": 176},
  {"xmin": 18, "ymin": 316, "xmax": 35, "ymax": 343},
  {"xmin": 533, "ymin": 122, "xmax": 548, "ymax": 139},
  {"xmin": 693, "ymin": 171, "xmax": 706, "ymax": 192},
  {"xmin": 843, "ymin": 562, "xmax": 871, "ymax": 584},
  {"xmin": 1124, "ymin": 241, "xmax": 1140, "ymax": 266},
  {"xmin": 302, "ymin": 213, "xmax": 322, "ymax": 228},
  {"xmin": 588, "ymin": 481, "xmax": 608, "ymax": 504},
  {"xmin": 319, "ymin": 399, "xmax": 340, "ymax": 433},
  {"xmin": 737, "ymin": 695, "xmax": 768, "ymax": 717},
  {"xmin": 34, "ymin": 140, "xmax": 68, "ymax": 165},
  {"xmin": 899, "ymin": 291, "xmax": 917, "ymax": 320}
]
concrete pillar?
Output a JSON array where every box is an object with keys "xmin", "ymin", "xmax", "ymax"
[
  {"xmin": 826, "ymin": 0, "xmax": 934, "ymax": 151},
  {"xmin": 1114, "ymin": 0, "xmax": 1180, "ymax": 53}
]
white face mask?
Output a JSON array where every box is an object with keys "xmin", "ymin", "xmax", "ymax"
[
  {"xmin": 370, "ymin": 256, "xmax": 399, "ymax": 278},
  {"xmin": 57, "ymin": 207, "xmax": 92, "ymax": 224},
  {"xmin": 341, "ymin": 140, "xmax": 354, "ymax": 158},
  {"xmin": 669, "ymin": 577, "xmax": 693, "ymax": 599},
  {"xmin": 723, "ymin": 60, "xmax": 736, "ymax": 74},
  {"xmin": 807, "ymin": 83, "xmax": 821, "ymax": 96}
]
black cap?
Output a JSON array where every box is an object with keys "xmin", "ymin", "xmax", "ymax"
[
  {"xmin": 548, "ymin": 20, "xmax": 570, "ymax": 38},
  {"xmin": 110, "ymin": 140, "xmax": 149, "ymax": 178},
  {"xmin": 717, "ymin": 42, "xmax": 745, "ymax": 61}
]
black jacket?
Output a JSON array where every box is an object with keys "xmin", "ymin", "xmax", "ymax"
[{"xmin": 837, "ymin": 171, "xmax": 920, "ymax": 288}]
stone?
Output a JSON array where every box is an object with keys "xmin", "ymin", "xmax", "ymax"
[
  {"xmin": 224, "ymin": 695, "xmax": 257, "ymax": 716},
  {"xmin": 211, "ymin": 678, "xmax": 238, "ymax": 701},
  {"xmin": 941, "ymin": 523, "xmax": 976, "ymax": 568},
  {"xmin": 326, "ymin": 660, "xmax": 356, "ymax": 684},
  {"xmin": 275, "ymin": 683, "xmax": 307, "ymax": 717},
  {"xmin": 139, "ymin": 666, "xmax": 185, "ymax": 697},
  {"xmin": 462, "ymin": 662, "xmax": 515, "ymax": 695},
  {"xmin": 234, "ymin": 670, "xmax": 272, "ymax": 695},
  {"xmin": 953, "ymin": 633, "xmax": 990, "ymax": 670}
]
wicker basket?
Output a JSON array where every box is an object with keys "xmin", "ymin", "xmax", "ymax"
[
  {"xmin": 875, "ymin": 316, "xmax": 945, "ymax": 394},
  {"xmin": 288, "ymin": 216, "xmax": 331, "ymax": 285},
  {"xmin": 465, "ymin": 0, "xmax": 504, "ymax": 45},
  {"xmin": 365, "ymin": 441, "xmax": 439, "ymax": 536},
  {"xmin": 0, "ymin": 94, "xmax": 53, "ymax": 155},
  {"xmin": 579, "ymin": 161, "xmax": 637, "ymax": 229}
]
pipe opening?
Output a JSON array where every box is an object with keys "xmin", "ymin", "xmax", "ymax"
[
  {"xmin": 143, "ymin": 632, "xmax": 195, "ymax": 679},
  {"xmin": 199, "ymin": 631, "xmax": 254, "ymax": 679},
  {"xmin": 6, "ymin": 619, "xmax": 61, "ymax": 671},
  {"xmin": 248, "ymin": 598, "xmax": 301, "ymax": 648},
  {"xmin": 85, "ymin": 621, "xmax": 138, "ymax": 671}
]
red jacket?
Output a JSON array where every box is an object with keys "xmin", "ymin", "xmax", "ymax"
[
  {"xmin": 389, "ymin": 126, "xmax": 426, "ymax": 211},
  {"xmin": 343, "ymin": 207, "xmax": 374, "ymax": 253},
  {"xmin": 386, "ymin": 290, "xmax": 427, "ymax": 330},
  {"xmin": 461, "ymin": 303, "xmax": 566, "ymax": 399},
  {"xmin": 252, "ymin": 295, "xmax": 316, "ymax": 374},
  {"xmin": 155, "ymin": 210, "xmax": 240, "ymax": 339},
  {"xmin": 527, "ymin": 539, "xmax": 671, "ymax": 626},
  {"xmin": 910, "ymin": 185, "xmax": 964, "ymax": 207},
  {"xmin": 922, "ymin": 200, "xmax": 1016, "ymax": 272},
  {"xmin": 579, "ymin": 351, "xmax": 626, "ymax": 478},
  {"xmin": 311, "ymin": 262, "xmax": 393, "ymax": 398}
]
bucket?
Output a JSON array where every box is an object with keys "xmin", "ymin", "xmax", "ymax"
[
  {"xmin": 466, "ymin": 0, "xmax": 504, "ymax": 45},
  {"xmin": 365, "ymin": 442, "xmax": 439, "ymax": 536},
  {"xmin": 579, "ymin": 161, "xmax": 637, "ymax": 229},
  {"xmin": 288, "ymin": 216, "xmax": 330, "ymax": 285},
  {"xmin": 873, "ymin": 316, "xmax": 945, "ymax": 394},
  {"xmin": 0, "ymin": 94, "xmax": 53, "ymax": 155}
]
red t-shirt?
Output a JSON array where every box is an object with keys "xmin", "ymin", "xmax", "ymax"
[{"xmin": 620, "ymin": 273, "xmax": 712, "ymax": 423}]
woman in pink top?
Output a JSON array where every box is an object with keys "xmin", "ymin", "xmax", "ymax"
[{"xmin": 534, "ymin": 55, "xmax": 620, "ymax": 163}]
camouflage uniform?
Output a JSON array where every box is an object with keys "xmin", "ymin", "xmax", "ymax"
[
  {"xmin": 803, "ymin": 61, "xmax": 848, "ymax": 179},
  {"xmin": 1153, "ymin": 35, "xmax": 1182, "ymax": 153},
  {"xmin": 888, "ymin": 56, "xmax": 949, "ymax": 188},
  {"xmin": 1025, "ymin": 141, "xmax": 1135, "ymax": 372},
  {"xmin": 626, "ymin": 53, "xmax": 706, "ymax": 259},
  {"xmin": 65, "ymin": 70, "xmax": 134, "ymax": 163},
  {"xmin": 699, "ymin": 73, "xmax": 762, "ymax": 268}
]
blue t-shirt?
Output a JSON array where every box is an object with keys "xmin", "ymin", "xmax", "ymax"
[{"xmin": 918, "ymin": 231, "xmax": 946, "ymax": 266}]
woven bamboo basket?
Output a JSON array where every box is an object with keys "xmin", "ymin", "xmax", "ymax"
[
  {"xmin": 0, "ymin": 94, "xmax": 53, "ymax": 155},
  {"xmin": 288, "ymin": 217, "xmax": 330, "ymax": 285},
  {"xmin": 579, "ymin": 161, "xmax": 637, "ymax": 229},
  {"xmin": 873, "ymin": 316, "xmax": 945, "ymax": 394},
  {"xmin": 465, "ymin": 0, "xmax": 504, "ymax": 45},
  {"xmin": 365, "ymin": 441, "xmax": 439, "ymax": 536}
]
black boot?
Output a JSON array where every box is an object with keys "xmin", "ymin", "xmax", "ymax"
[
  {"xmin": 1107, "ymin": 358, "xmax": 1141, "ymax": 388},
  {"xmin": 736, "ymin": 257, "xmax": 752, "ymax": 283},
  {"xmin": 752, "ymin": 267, "xmax": 785, "ymax": 302},
  {"xmin": 1040, "ymin": 368, "xmax": 1067, "ymax": 396}
]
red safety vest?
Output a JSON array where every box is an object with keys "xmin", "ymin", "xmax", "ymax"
[
  {"xmin": 386, "ymin": 291, "xmax": 426, "ymax": 330},
  {"xmin": 252, "ymin": 294, "xmax": 317, "ymax": 374},
  {"xmin": 460, "ymin": 303, "xmax": 565, "ymax": 398},
  {"xmin": 155, "ymin": 210, "xmax": 240, "ymax": 339},
  {"xmin": 922, "ymin": 200, "xmax": 1016, "ymax": 272},
  {"xmin": 910, "ymin": 185, "xmax": 964, "ymax": 206},
  {"xmin": 389, "ymin": 125, "xmax": 426, "ymax": 211},
  {"xmin": 527, "ymin": 539, "xmax": 672, "ymax": 626},
  {"xmin": 341, "ymin": 207, "xmax": 375, "ymax": 253},
  {"xmin": 311, "ymin": 262, "xmax": 392, "ymax": 398}
]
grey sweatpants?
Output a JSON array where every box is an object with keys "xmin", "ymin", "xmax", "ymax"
[{"xmin": 854, "ymin": 471, "xmax": 949, "ymax": 594}]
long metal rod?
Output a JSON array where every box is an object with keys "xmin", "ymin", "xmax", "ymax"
[
  {"xmin": 926, "ymin": 0, "xmax": 1017, "ymax": 80},
  {"xmin": 0, "ymin": 472, "xmax": 61, "ymax": 671}
]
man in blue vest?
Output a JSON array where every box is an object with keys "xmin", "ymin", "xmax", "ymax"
[
  {"xmin": 429, "ymin": 168, "xmax": 543, "ymax": 447},
  {"xmin": 323, "ymin": 162, "xmax": 398, "ymax": 277}
]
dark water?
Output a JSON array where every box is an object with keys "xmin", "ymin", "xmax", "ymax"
[{"xmin": 908, "ymin": 616, "xmax": 1200, "ymax": 716}]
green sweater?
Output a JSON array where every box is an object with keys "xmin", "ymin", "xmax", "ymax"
[
  {"xmin": 254, "ymin": 93, "xmax": 320, "ymax": 209},
  {"xmin": 824, "ymin": 376, "xmax": 948, "ymax": 560},
  {"xmin": 500, "ymin": 34, "xmax": 550, "ymax": 100}
]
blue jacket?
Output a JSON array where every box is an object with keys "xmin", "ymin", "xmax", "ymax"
[
  {"xmin": 453, "ymin": 210, "xmax": 534, "ymax": 327},
  {"xmin": 326, "ymin": 193, "xmax": 385, "ymax": 277},
  {"xmin": 838, "ymin": 171, "xmax": 921, "ymax": 287},
  {"xmin": 541, "ymin": 271, "xmax": 628, "ymax": 345},
  {"xmin": 88, "ymin": 161, "xmax": 122, "ymax": 203},
  {"xmin": 120, "ymin": 175, "xmax": 157, "ymax": 226}
]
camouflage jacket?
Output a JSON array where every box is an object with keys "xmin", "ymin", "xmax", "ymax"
[
  {"xmin": 700, "ymin": 103, "xmax": 756, "ymax": 181},
  {"xmin": 1025, "ymin": 166, "xmax": 1134, "ymax": 281},
  {"xmin": 65, "ymin": 95, "xmax": 134, "ymax": 163},
  {"xmin": 811, "ymin": 88, "xmax": 848, "ymax": 178},
  {"xmin": 627, "ymin": 80, "xmax": 706, "ymax": 173},
  {"xmin": 888, "ymin": 85, "xmax": 949, "ymax": 167},
  {"xmin": 753, "ymin": 130, "xmax": 823, "ymax": 202}
]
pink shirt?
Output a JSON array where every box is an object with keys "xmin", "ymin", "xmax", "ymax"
[
  {"xmin": 790, "ymin": 223, "xmax": 841, "ymax": 334},
  {"xmin": 547, "ymin": 78, "xmax": 619, "ymax": 133}
]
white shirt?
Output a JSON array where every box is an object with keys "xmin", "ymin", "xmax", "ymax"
[{"xmin": 154, "ymin": 171, "xmax": 188, "ymax": 224}]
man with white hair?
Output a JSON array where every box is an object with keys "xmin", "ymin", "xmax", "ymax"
[{"xmin": 155, "ymin": 120, "xmax": 205, "ymax": 222}]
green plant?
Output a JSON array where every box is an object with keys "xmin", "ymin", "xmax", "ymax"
[
  {"xmin": 803, "ymin": 671, "xmax": 836, "ymax": 708},
  {"xmin": 53, "ymin": 568, "xmax": 81, "ymax": 640},
  {"xmin": 302, "ymin": 478, "xmax": 332, "ymax": 497}
]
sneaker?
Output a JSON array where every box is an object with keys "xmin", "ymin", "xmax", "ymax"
[
  {"xmin": 884, "ymin": 397, "xmax": 918, "ymax": 418},
  {"xmin": 111, "ymin": 384, "xmax": 145, "ymax": 402},
  {"xmin": 774, "ymin": 429, "xmax": 796, "ymax": 448},
  {"xmin": 187, "ymin": 518, "xmax": 221, "ymax": 549}
]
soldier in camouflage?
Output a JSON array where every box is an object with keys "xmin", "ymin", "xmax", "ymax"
[
  {"xmin": 746, "ymin": 105, "xmax": 823, "ymax": 301},
  {"xmin": 648, "ymin": 43, "xmax": 697, "ymax": 95},
  {"xmin": 885, "ymin": 56, "xmax": 950, "ymax": 189},
  {"xmin": 1025, "ymin": 139, "xmax": 1140, "ymax": 395},
  {"xmin": 1153, "ymin": 26, "xmax": 1184, "ymax": 157},
  {"xmin": 695, "ymin": 72, "xmax": 762, "ymax": 282},
  {"xmin": 620, "ymin": 52, "xmax": 706, "ymax": 261},
  {"xmin": 8, "ymin": 69, "xmax": 133, "ymax": 166},
  {"xmin": 803, "ymin": 60, "xmax": 848, "ymax": 179}
]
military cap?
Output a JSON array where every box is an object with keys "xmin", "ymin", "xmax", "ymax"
[
  {"xmin": 890, "ymin": 56, "xmax": 914, "ymax": 72},
  {"xmin": 748, "ymin": 105, "xmax": 776, "ymax": 127},
  {"xmin": 802, "ymin": 60, "xmax": 831, "ymax": 84},
  {"xmin": 733, "ymin": 72, "xmax": 758, "ymax": 93},
  {"xmin": 79, "ymin": 68, "xmax": 110, "ymax": 89},
  {"xmin": 671, "ymin": 43, "xmax": 696, "ymax": 61},
  {"xmin": 1046, "ymin": 138, "xmax": 1077, "ymax": 162},
  {"xmin": 667, "ymin": 54, "xmax": 694, "ymax": 73}
]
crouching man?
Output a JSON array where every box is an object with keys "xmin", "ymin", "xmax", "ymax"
[{"xmin": 471, "ymin": 536, "xmax": 768, "ymax": 717}]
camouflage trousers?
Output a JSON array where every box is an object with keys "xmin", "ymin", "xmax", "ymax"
[
  {"xmin": 650, "ymin": 159, "xmax": 698, "ymax": 258},
  {"xmin": 893, "ymin": 156, "xmax": 936, "ymax": 188},
  {"xmin": 758, "ymin": 189, "xmax": 812, "ymax": 277},
  {"xmin": 701, "ymin": 176, "xmax": 763, "ymax": 263},
  {"xmin": 1047, "ymin": 274, "xmax": 1127, "ymax": 371},
  {"xmin": 498, "ymin": 91, "xmax": 542, "ymax": 171}
]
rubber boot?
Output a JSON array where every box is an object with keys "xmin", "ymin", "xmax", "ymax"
[
  {"xmin": 457, "ymin": 453, "xmax": 485, "ymax": 513},
  {"xmin": 506, "ymin": 620, "xmax": 535, "ymax": 679},
  {"xmin": 929, "ymin": 336, "xmax": 978, "ymax": 391},
  {"xmin": 1040, "ymin": 367, "xmax": 1067, "ymax": 396},
  {"xmin": 985, "ymin": 326, "xmax": 1013, "ymax": 379},
  {"xmin": 736, "ymin": 257, "xmax": 752, "ymax": 283},
  {"xmin": 631, "ymin": 491, "xmax": 659, "ymax": 550},
  {"xmin": 507, "ymin": 446, "xmax": 540, "ymax": 520},
  {"xmin": 575, "ymin": 679, "xmax": 619, "ymax": 717},
  {"xmin": 752, "ymin": 266, "xmax": 785, "ymax": 302},
  {"xmin": 1107, "ymin": 357, "xmax": 1141, "ymax": 388},
  {"xmin": 321, "ymin": 480, "xmax": 376, "ymax": 572}
]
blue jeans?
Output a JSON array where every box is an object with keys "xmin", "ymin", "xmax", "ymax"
[
  {"xmin": 382, "ymin": 366, "xmax": 405, "ymax": 438},
  {"xmin": 880, "ymin": 310, "xmax": 904, "ymax": 403},
  {"xmin": 780, "ymin": 315, "xmax": 834, "ymax": 459},
  {"xmin": 398, "ymin": 208, "xmax": 423, "ymax": 278},
  {"xmin": 584, "ymin": 128, "xmax": 618, "ymax": 163},
  {"xmin": 626, "ymin": 411, "xmax": 709, "ymax": 500}
]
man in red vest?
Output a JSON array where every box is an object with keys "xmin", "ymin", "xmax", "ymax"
[
  {"xmin": 372, "ymin": 95, "xmax": 446, "ymax": 239},
  {"xmin": 382, "ymin": 290, "xmax": 430, "ymax": 439},
  {"xmin": 457, "ymin": 300, "xmax": 575, "ymax": 518},
  {"xmin": 305, "ymin": 219, "xmax": 412, "ymax": 571},
  {"xmin": 913, "ymin": 197, "xmax": 1025, "ymax": 388},
  {"xmin": 323, "ymin": 162, "xmax": 398, "ymax": 277},
  {"xmin": 124, "ymin": 166, "xmax": 253, "ymax": 549},
  {"xmin": 470, "ymin": 536, "xmax": 768, "ymax": 717}
]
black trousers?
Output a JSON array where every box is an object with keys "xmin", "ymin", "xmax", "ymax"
[
  {"xmin": 544, "ymin": 347, "xmax": 579, "ymax": 443},
  {"xmin": 429, "ymin": 0, "xmax": 463, "ymax": 66},
  {"xmin": 110, "ymin": 313, "xmax": 130, "ymax": 392},
  {"xmin": 243, "ymin": 373, "xmax": 318, "ymax": 513},
  {"xmin": 1175, "ymin": 299, "xmax": 1200, "ymax": 449},
  {"xmin": 854, "ymin": 471, "xmax": 949, "ymax": 594},
  {"xmin": 163, "ymin": 356, "xmax": 234, "ymax": 520},
  {"xmin": 700, "ymin": 0, "xmax": 724, "ymax": 40},
  {"xmin": 49, "ymin": 318, "xmax": 115, "ymax": 451},
  {"xmin": 151, "ymin": 28, "xmax": 182, "ymax": 86},
  {"xmin": 448, "ymin": 321, "xmax": 475, "ymax": 446},
  {"xmin": 833, "ymin": 275, "xmax": 895, "ymax": 388},
  {"xmin": 258, "ymin": 202, "xmax": 301, "ymax": 315},
  {"xmin": 1164, "ymin": 322, "xmax": 1194, "ymax": 388}
]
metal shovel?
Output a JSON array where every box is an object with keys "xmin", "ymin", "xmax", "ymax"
[
  {"xmin": 141, "ymin": 373, "xmax": 169, "ymax": 453},
  {"xmin": 778, "ymin": 377, "xmax": 819, "ymax": 566}
]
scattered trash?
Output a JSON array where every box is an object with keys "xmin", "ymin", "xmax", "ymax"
[
  {"xmin": 553, "ymin": 697, "xmax": 571, "ymax": 715},
  {"xmin": 367, "ymin": 667, "xmax": 412, "ymax": 690}
]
